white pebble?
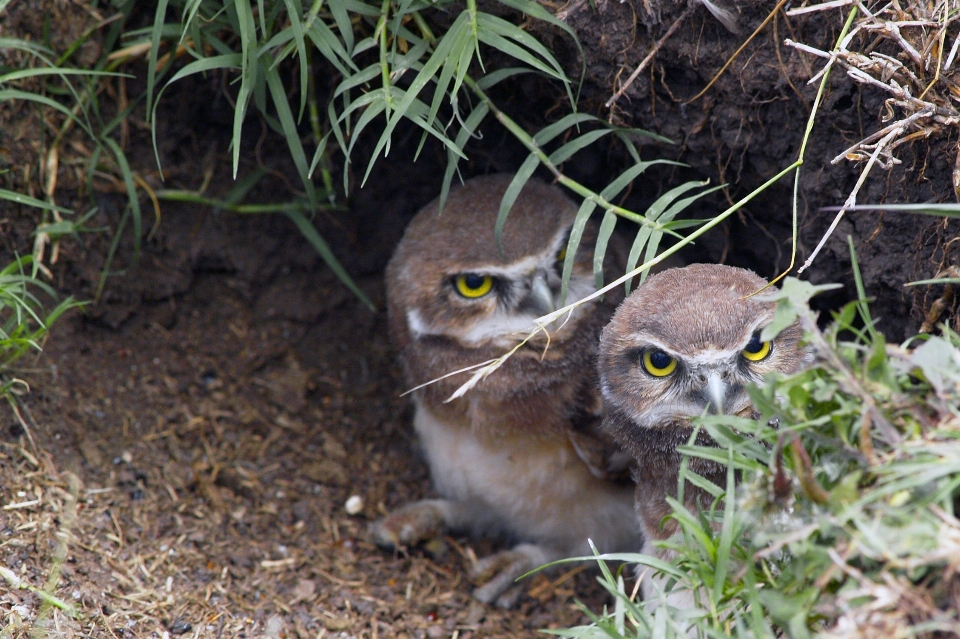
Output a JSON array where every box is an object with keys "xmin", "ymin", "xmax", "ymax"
[{"xmin": 344, "ymin": 495, "xmax": 364, "ymax": 515}]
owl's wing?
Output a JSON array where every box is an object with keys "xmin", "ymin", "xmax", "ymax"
[
  {"xmin": 567, "ymin": 381, "xmax": 635, "ymax": 484},
  {"xmin": 567, "ymin": 426, "xmax": 635, "ymax": 483}
]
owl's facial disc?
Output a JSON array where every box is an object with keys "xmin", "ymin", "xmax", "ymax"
[{"xmin": 617, "ymin": 329, "xmax": 775, "ymax": 427}]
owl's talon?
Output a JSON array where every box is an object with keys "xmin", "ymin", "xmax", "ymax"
[
  {"xmin": 493, "ymin": 584, "xmax": 523, "ymax": 609},
  {"xmin": 469, "ymin": 544, "xmax": 548, "ymax": 608},
  {"xmin": 422, "ymin": 537, "xmax": 448, "ymax": 559},
  {"xmin": 371, "ymin": 500, "xmax": 447, "ymax": 550}
]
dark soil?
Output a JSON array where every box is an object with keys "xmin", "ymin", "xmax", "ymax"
[
  {"xmin": 2, "ymin": 0, "xmax": 959, "ymax": 637},
  {"xmin": 556, "ymin": 0, "xmax": 960, "ymax": 339},
  {"xmin": 1, "ymin": 197, "xmax": 621, "ymax": 637}
]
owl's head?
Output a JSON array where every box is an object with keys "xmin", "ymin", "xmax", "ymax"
[
  {"xmin": 598, "ymin": 264, "xmax": 807, "ymax": 436},
  {"xmin": 386, "ymin": 174, "xmax": 604, "ymax": 350}
]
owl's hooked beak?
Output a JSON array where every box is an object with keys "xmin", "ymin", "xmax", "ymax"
[
  {"xmin": 520, "ymin": 274, "xmax": 557, "ymax": 317},
  {"xmin": 705, "ymin": 372, "xmax": 728, "ymax": 415}
]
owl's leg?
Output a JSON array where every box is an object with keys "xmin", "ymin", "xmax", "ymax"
[
  {"xmin": 374, "ymin": 503, "xmax": 554, "ymax": 609},
  {"xmin": 370, "ymin": 498, "xmax": 470, "ymax": 549},
  {"xmin": 471, "ymin": 543, "xmax": 552, "ymax": 608},
  {"xmin": 633, "ymin": 497, "xmax": 700, "ymax": 618},
  {"xmin": 638, "ymin": 538, "xmax": 697, "ymax": 612}
]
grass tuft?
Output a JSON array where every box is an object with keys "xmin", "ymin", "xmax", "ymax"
[{"xmin": 551, "ymin": 272, "xmax": 960, "ymax": 638}]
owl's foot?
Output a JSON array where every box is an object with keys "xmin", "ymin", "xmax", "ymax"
[
  {"xmin": 371, "ymin": 499, "xmax": 449, "ymax": 550},
  {"xmin": 638, "ymin": 538, "xmax": 700, "ymax": 620},
  {"xmin": 470, "ymin": 543, "xmax": 550, "ymax": 609}
]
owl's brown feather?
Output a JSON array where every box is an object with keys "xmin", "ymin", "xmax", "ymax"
[
  {"xmin": 377, "ymin": 174, "xmax": 643, "ymax": 608},
  {"xmin": 598, "ymin": 263, "xmax": 809, "ymax": 607}
]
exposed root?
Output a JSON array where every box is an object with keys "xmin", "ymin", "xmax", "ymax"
[
  {"xmin": 786, "ymin": 0, "xmax": 960, "ymax": 273},
  {"xmin": 605, "ymin": 5, "xmax": 696, "ymax": 110}
]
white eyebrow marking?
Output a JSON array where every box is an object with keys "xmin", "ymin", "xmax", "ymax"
[
  {"xmin": 628, "ymin": 316, "xmax": 776, "ymax": 365},
  {"xmin": 462, "ymin": 255, "xmax": 540, "ymax": 279},
  {"xmin": 626, "ymin": 334, "xmax": 681, "ymax": 355},
  {"xmin": 449, "ymin": 225, "xmax": 570, "ymax": 279}
]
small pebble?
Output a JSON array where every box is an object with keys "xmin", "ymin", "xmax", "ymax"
[{"xmin": 344, "ymin": 495, "xmax": 364, "ymax": 515}]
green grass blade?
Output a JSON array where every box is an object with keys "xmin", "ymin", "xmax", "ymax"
[
  {"xmin": 280, "ymin": 0, "xmax": 309, "ymax": 119},
  {"xmin": 547, "ymin": 130, "xmax": 613, "ymax": 165},
  {"xmin": 625, "ymin": 225, "xmax": 653, "ymax": 296},
  {"xmin": 284, "ymin": 211, "xmax": 374, "ymax": 311},
  {"xmin": 440, "ymin": 102, "xmax": 489, "ymax": 213},
  {"xmin": 146, "ymin": 0, "xmax": 169, "ymax": 115},
  {"xmin": 264, "ymin": 63, "xmax": 316, "ymax": 203},
  {"xmin": 560, "ymin": 197, "xmax": 599, "ymax": 305},
  {"xmin": 593, "ymin": 211, "xmax": 617, "ymax": 291},
  {"xmin": 847, "ymin": 236, "xmax": 877, "ymax": 342},
  {"xmin": 0, "ymin": 68, "xmax": 123, "ymax": 83},
  {"xmin": 495, "ymin": 0, "xmax": 584, "ymax": 75},
  {"xmin": 360, "ymin": 12, "xmax": 472, "ymax": 185},
  {"xmin": 328, "ymin": 0, "xmax": 355, "ymax": 53},
  {"xmin": 562, "ymin": 159, "xmax": 659, "ymax": 301},
  {"xmin": 304, "ymin": 20, "xmax": 359, "ymax": 76},
  {"xmin": 827, "ymin": 203, "xmax": 960, "ymax": 217},
  {"xmin": 494, "ymin": 156, "xmax": 542, "ymax": 256},
  {"xmin": 231, "ymin": 0, "xmax": 259, "ymax": 179},
  {"xmin": 475, "ymin": 67, "xmax": 532, "ymax": 90},
  {"xmin": 712, "ymin": 447, "xmax": 737, "ymax": 602},
  {"xmin": 150, "ymin": 53, "xmax": 242, "ymax": 171},
  {"xmin": 103, "ymin": 138, "xmax": 142, "ymax": 260},
  {"xmin": 533, "ymin": 113, "xmax": 598, "ymax": 145},
  {"xmin": 905, "ymin": 277, "xmax": 960, "ymax": 286},
  {"xmin": 0, "ymin": 189, "xmax": 72, "ymax": 214},
  {"xmin": 0, "ymin": 89, "xmax": 95, "ymax": 139}
]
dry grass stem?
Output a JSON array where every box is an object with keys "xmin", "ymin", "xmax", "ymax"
[
  {"xmin": 787, "ymin": 0, "xmax": 960, "ymax": 274},
  {"xmin": 786, "ymin": 0, "xmax": 854, "ymax": 17}
]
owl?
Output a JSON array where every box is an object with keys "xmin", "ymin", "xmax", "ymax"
[
  {"xmin": 376, "ymin": 173, "xmax": 643, "ymax": 608},
  {"xmin": 597, "ymin": 264, "xmax": 808, "ymax": 606}
]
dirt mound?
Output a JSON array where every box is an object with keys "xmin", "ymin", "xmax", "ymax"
[{"xmin": 560, "ymin": 0, "xmax": 959, "ymax": 339}]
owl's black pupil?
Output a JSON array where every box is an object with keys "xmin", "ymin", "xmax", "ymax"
[
  {"xmin": 649, "ymin": 350, "xmax": 671, "ymax": 369},
  {"xmin": 463, "ymin": 274, "xmax": 485, "ymax": 289},
  {"xmin": 745, "ymin": 334, "xmax": 763, "ymax": 353}
]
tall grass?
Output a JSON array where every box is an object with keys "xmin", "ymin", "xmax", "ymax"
[{"xmin": 136, "ymin": 0, "xmax": 719, "ymax": 305}]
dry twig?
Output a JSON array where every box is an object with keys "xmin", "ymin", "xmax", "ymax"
[{"xmin": 786, "ymin": 1, "xmax": 960, "ymax": 274}]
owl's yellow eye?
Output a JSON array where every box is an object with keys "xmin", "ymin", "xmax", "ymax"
[
  {"xmin": 742, "ymin": 334, "xmax": 771, "ymax": 362},
  {"xmin": 455, "ymin": 273, "xmax": 494, "ymax": 298},
  {"xmin": 642, "ymin": 350, "xmax": 677, "ymax": 377},
  {"xmin": 556, "ymin": 246, "xmax": 567, "ymax": 263}
]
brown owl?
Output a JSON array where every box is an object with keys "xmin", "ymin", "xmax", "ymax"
[
  {"xmin": 597, "ymin": 264, "xmax": 809, "ymax": 606},
  {"xmin": 376, "ymin": 174, "xmax": 642, "ymax": 608}
]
